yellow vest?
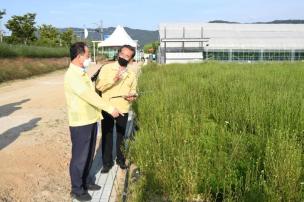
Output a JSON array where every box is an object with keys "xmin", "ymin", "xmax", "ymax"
[
  {"xmin": 96, "ymin": 62, "xmax": 137, "ymax": 113},
  {"xmin": 64, "ymin": 63, "xmax": 114, "ymax": 126}
]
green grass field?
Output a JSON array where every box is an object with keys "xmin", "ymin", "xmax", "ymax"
[
  {"xmin": 129, "ymin": 62, "xmax": 304, "ymax": 201},
  {"xmin": 0, "ymin": 43, "xmax": 69, "ymax": 58}
]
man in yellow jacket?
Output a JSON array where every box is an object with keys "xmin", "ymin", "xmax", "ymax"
[
  {"xmin": 64, "ymin": 42, "xmax": 121, "ymax": 201},
  {"xmin": 96, "ymin": 44, "xmax": 137, "ymax": 173}
]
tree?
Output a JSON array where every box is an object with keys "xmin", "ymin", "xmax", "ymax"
[
  {"xmin": 5, "ymin": 13, "xmax": 37, "ymax": 45},
  {"xmin": 0, "ymin": 9, "xmax": 6, "ymax": 20},
  {"xmin": 143, "ymin": 41, "xmax": 160, "ymax": 54},
  {"xmin": 36, "ymin": 24, "xmax": 60, "ymax": 46},
  {"xmin": 60, "ymin": 28, "xmax": 75, "ymax": 47},
  {"xmin": 39, "ymin": 24, "xmax": 59, "ymax": 40}
]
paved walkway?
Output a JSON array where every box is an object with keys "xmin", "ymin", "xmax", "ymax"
[{"xmin": 72, "ymin": 125, "xmax": 119, "ymax": 202}]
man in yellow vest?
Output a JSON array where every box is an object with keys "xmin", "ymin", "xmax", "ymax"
[
  {"xmin": 96, "ymin": 45, "xmax": 137, "ymax": 173},
  {"xmin": 64, "ymin": 42, "xmax": 121, "ymax": 201}
]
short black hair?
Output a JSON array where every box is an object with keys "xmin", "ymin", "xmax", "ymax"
[
  {"xmin": 70, "ymin": 42, "xmax": 87, "ymax": 60},
  {"xmin": 118, "ymin": 44, "xmax": 136, "ymax": 59}
]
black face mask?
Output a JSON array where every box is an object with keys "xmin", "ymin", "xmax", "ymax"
[{"xmin": 118, "ymin": 57, "xmax": 129, "ymax": 67}]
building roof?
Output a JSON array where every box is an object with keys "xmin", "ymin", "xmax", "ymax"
[{"xmin": 159, "ymin": 23, "xmax": 304, "ymax": 49}]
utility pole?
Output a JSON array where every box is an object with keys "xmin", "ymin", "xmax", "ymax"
[
  {"xmin": 94, "ymin": 20, "xmax": 103, "ymax": 40},
  {"xmin": 0, "ymin": 19, "xmax": 3, "ymax": 43},
  {"xmin": 99, "ymin": 20, "xmax": 103, "ymax": 40},
  {"xmin": 90, "ymin": 20, "xmax": 104, "ymax": 62},
  {"xmin": 0, "ymin": 30, "xmax": 2, "ymax": 43}
]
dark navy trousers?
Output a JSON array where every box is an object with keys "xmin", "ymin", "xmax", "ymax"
[{"xmin": 69, "ymin": 122, "xmax": 97, "ymax": 194}]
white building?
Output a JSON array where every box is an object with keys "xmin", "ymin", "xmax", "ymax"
[{"xmin": 158, "ymin": 23, "xmax": 304, "ymax": 63}]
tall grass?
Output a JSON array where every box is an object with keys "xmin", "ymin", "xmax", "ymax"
[
  {"xmin": 129, "ymin": 62, "xmax": 304, "ymax": 201},
  {"xmin": 0, "ymin": 43, "xmax": 69, "ymax": 58}
]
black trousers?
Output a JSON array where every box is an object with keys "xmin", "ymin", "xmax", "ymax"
[
  {"xmin": 69, "ymin": 122, "xmax": 97, "ymax": 194},
  {"xmin": 101, "ymin": 111, "xmax": 128, "ymax": 167}
]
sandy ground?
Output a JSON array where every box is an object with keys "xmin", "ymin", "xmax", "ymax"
[
  {"xmin": 0, "ymin": 62, "xmax": 142, "ymax": 202},
  {"xmin": 0, "ymin": 69, "xmax": 71, "ymax": 201}
]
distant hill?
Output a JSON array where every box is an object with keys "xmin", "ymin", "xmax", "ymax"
[
  {"xmin": 209, "ymin": 20, "xmax": 239, "ymax": 24},
  {"xmin": 209, "ymin": 19, "xmax": 304, "ymax": 24},
  {"xmin": 124, "ymin": 27, "xmax": 159, "ymax": 48},
  {"xmin": 254, "ymin": 20, "xmax": 304, "ymax": 24},
  {"xmin": 59, "ymin": 27, "xmax": 159, "ymax": 48}
]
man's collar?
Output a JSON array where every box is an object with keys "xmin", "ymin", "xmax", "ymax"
[{"xmin": 69, "ymin": 63, "xmax": 86, "ymax": 74}]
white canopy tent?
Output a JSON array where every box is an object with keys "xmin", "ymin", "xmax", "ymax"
[
  {"xmin": 98, "ymin": 25, "xmax": 139, "ymax": 60},
  {"xmin": 98, "ymin": 25, "xmax": 137, "ymax": 48}
]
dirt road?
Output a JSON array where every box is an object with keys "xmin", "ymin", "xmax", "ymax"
[
  {"xmin": 0, "ymin": 62, "xmax": 142, "ymax": 201},
  {"xmin": 0, "ymin": 70, "xmax": 71, "ymax": 201}
]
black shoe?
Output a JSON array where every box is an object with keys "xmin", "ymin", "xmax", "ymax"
[
  {"xmin": 100, "ymin": 166, "xmax": 112, "ymax": 173},
  {"xmin": 70, "ymin": 191, "xmax": 92, "ymax": 201},
  {"xmin": 85, "ymin": 183, "xmax": 101, "ymax": 191},
  {"xmin": 117, "ymin": 161, "xmax": 127, "ymax": 169}
]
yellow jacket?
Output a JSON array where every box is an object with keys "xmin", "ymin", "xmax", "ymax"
[
  {"xmin": 64, "ymin": 63, "xmax": 114, "ymax": 126},
  {"xmin": 96, "ymin": 62, "xmax": 137, "ymax": 113}
]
